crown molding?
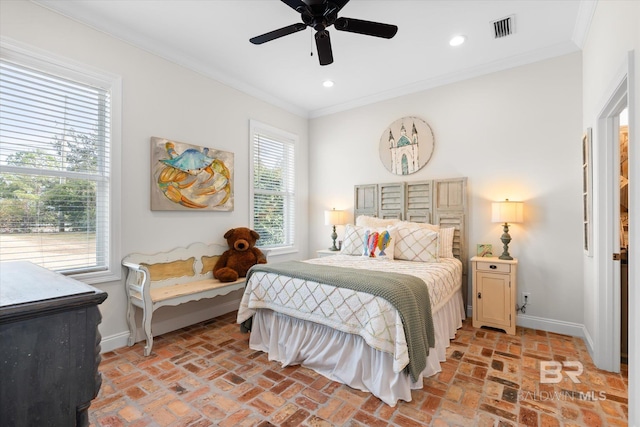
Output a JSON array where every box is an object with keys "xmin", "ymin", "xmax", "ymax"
[
  {"xmin": 32, "ymin": 0, "xmax": 588, "ymax": 121},
  {"xmin": 32, "ymin": 0, "xmax": 310, "ymax": 118},
  {"xmin": 572, "ymin": 0, "xmax": 598, "ymax": 49},
  {"xmin": 309, "ymin": 41, "xmax": 581, "ymax": 118}
]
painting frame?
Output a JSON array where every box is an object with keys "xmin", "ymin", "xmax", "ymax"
[
  {"xmin": 150, "ymin": 137, "xmax": 234, "ymax": 211},
  {"xmin": 477, "ymin": 244, "xmax": 493, "ymax": 257}
]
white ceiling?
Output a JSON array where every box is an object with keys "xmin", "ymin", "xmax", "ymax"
[{"xmin": 34, "ymin": 0, "xmax": 595, "ymax": 118}]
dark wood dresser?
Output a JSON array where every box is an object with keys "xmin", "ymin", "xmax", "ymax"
[{"xmin": 0, "ymin": 261, "xmax": 108, "ymax": 426}]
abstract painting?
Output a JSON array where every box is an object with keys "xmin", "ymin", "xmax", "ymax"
[{"xmin": 150, "ymin": 137, "xmax": 234, "ymax": 211}]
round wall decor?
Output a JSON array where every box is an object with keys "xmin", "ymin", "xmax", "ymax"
[{"xmin": 379, "ymin": 116, "xmax": 435, "ymax": 175}]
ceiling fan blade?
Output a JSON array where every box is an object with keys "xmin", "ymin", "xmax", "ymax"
[
  {"xmin": 315, "ymin": 30, "xmax": 334, "ymax": 66},
  {"xmin": 281, "ymin": 0, "xmax": 308, "ymax": 13},
  {"xmin": 250, "ymin": 23, "xmax": 307, "ymax": 45},
  {"xmin": 334, "ymin": 17, "xmax": 398, "ymax": 39}
]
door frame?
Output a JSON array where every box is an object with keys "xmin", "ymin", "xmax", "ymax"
[
  {"xmin": 595, "ymin": 77, "xmax": 626, "ymax": 373},
  {"xmin": 593, "ymin": 50, "xmax": 636, "ymax": 422}
]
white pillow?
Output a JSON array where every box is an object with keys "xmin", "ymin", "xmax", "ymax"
[
  {"xmin": 362, "ymin": 227, "xmax": 395, "ymax": 260},
  {"xmin": 439, "ymin": 227, "xmax": 455, "ymax": 258},
  {"xmin": 394, "ymin": 224, "xmax": 439, "ymax": 262},
  {"xmin": 356, "ymin": 215, "xmax": 401, "ymax": 228},
  {"xmin": 399, "ymin": 220, "xmax": 439, "ymax": 232},
  {"xmin": 397, "ymin": 221, "xmax": 455, "ymax": 258},
  {"xmin": 340, "ymin": 224, "xmax": 367, "ymax": 255}
]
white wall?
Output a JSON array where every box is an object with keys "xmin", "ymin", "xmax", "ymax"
[
  {"xmin": 581, "ymin": 1, "xmax": 639, "ymax": 424},
  {"xmin": 0, "ymin": 0, "xmax": 309, "ymax": 350},
  {"xmin": 309, "ymin": 53, "xmax": 584, "ymax": 333}
]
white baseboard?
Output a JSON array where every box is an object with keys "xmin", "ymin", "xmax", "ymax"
[
  {"xmin": 104, "ymin": 301, "xmax": 587, "ymax": 352},
  {"xmin": 100, "ymin": 331, "xmax": 131, "ymax": 353},
  {"xmin": 99, "ymin": 298, "xmax": 242, "ymax": 353},
  {"xmin": 516, "ymin": 313, "xmax": 585, "ymax": 337},
  {"xmin": 100, "ymin": 331, "xmax": 129, "ymax": 353},
  {"xmin": 467, "ymin": 305, "xmax": 586, "ymax": 338}
]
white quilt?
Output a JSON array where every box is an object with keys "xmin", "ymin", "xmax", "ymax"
[{"xmin": 237, "ymin": 255, "xmax": 462, "ymax": 374}]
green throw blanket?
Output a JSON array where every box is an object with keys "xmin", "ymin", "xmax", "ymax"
[{"xmin": 243, "ymin": 260, "xmax": 435, "ymax": 382}]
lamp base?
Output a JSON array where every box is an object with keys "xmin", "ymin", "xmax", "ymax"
[
  {"xmin": 499, "ymin": 223, "xmax": 513, "ymax": 260},
  {"xmin": 329, "ymin": 225, "xmax": 339, "ymax": 251}
]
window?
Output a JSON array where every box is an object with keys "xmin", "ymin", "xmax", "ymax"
[
  {"xmin": 0, "ymin": 43, "xmax": 121, "ymax": 283},
  {"xmin": 249, "ymin": 120, "xmax": 297, "ymax": 252}
]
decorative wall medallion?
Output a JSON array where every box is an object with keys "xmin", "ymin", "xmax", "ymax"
[{"xmin": 379, "ymin": 116, "xmax": 435, "ymax": 175}]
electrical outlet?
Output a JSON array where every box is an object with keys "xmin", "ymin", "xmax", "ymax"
[{"xmin": 522, "ymin": 292, "xmax": 531, "ymax": 305}]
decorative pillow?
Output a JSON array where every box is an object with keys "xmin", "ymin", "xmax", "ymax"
[
  {"xmin": 362, "ymin": 227, "xmax": 395, "ymax": 260},
  {"xmin": 399, "ymin": 220, "xmax": 439, "ymax": 232},
  {"xmin": 340, "ymin": 224, "xmax": 367, "ymax": 255},
  {"xmin": 394, "ymin": 224, "xmax": 440, "ymax": 262},
  {"xmin": 439, "ymin": 227, "xmax": 455, "ymax": 258},
  {"xmin": 397, "ymin": 221, "xmax": 455, "ymax": 258},
  {"xmin": 356, "ymin": 215, "xmax": 401, "ymax": 228}
]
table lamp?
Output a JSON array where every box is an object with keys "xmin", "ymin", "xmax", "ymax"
[
  {"xmin": 491, "ymin": 199, "xmax": 524, "ymax": 260},
  {"xmin": 324, "ymin": 208, "xmax": 346, "ymax": 251}
]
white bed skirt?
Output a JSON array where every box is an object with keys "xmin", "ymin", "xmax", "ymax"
[{"xmin": 248, "ymin": 289, "xmax": 465, "ymax": 406}]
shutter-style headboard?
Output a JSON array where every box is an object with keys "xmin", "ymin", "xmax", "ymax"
[{"xmin": 354, "ymin": 177, "xmax": 468, "ymax": 302}]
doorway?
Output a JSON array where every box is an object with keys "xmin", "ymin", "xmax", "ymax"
[
  {"xmin": 594, "ymin": 50, "xmax": 636, "ymax": 425},
  {"xmin": 594, "ymin": 61, "xmax": 628, "ymax": 373}
]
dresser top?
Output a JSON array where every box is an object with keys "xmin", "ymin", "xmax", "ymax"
[{"xmin": 0, "ymin": 261, "xmax": 106, "ymax": 320}]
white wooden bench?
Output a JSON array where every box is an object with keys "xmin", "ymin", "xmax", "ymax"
[{"xmin": 122, "ymin": 242, "xmax": 246, "ymax": 356}]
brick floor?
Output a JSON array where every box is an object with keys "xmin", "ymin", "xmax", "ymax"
[{"xmin": 89, "ymin": 312, "xmax": 628, "ymax": 426}]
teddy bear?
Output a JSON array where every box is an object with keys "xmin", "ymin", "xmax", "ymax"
[{"xmin": 213, "ymin": 227, "xmax": 267, "ymax": 282}]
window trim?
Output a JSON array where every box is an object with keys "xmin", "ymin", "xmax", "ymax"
[
  {"xmin": 1, "ymin": 38, "xmax": 122, "ymax": 284},
  {"xmin": 249, "ymin": 119, "xmax": 298, "ymax": 256}
]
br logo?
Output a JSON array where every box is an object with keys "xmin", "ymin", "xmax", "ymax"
[{"xmin": 540, "ymin": 361, "xmax": 583, "ymax": 384}]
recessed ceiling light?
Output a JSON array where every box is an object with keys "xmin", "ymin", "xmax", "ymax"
[
  {"xmin": 323, "ymin": 80, "xmax": 334, "ymax": 88},
  {"xmin": 449, "ymin": 35, "xmax": 466, "ymax": 47}
]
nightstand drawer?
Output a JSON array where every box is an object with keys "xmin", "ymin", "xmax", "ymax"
[{"xmin": 476, "ymin": 261, "xmax": 511, "ymax": 273}]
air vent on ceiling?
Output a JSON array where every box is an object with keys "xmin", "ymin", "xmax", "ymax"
[{"xmin": 492, "ymin": 15, "xmax": 514, "ymax": 39}]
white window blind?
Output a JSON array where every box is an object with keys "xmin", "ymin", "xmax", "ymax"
[
  {"xmin": 0, "ymin": 58, "xmax": 111, "ymax": 275},
  {"xmin": 250, "ymin": 121, "xmax": 296, "ymax": 250}
]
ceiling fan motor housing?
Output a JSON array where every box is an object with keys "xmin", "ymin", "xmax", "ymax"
[{"xmin": 301, "ymin": 1, "xmax": 339, "ymax": 31}]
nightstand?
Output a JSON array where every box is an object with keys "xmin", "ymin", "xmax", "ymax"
[
  {"xmin": 471, "ymin": 256, "xmax": 518, "ymax": 335},
  {"xmin": 316, "ymin": 249, "xmax": 340, "ymax": 258}
]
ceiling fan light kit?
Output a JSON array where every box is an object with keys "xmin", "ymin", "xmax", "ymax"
[{"xmin": 250, "ymin": 0, "xmax": 398, "ymax": 66}]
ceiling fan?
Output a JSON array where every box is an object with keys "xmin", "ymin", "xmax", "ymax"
[{"xmin": 250, "ymin": 0, "xmax": 398, "ymax": 66}]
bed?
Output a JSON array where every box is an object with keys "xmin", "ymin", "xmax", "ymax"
[{"xmin": 237, "ymin": 178, "xmax": 468, "ymax": 406}]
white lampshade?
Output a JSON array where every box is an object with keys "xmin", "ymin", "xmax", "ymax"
[
  {"xmin": 492, "ymin": 200, "xmax": 524, "ymax": 224},
  {"xmin": 324, "ymin": 209, "xmax": 346, "ymax": 226}
]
